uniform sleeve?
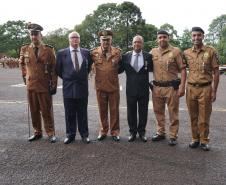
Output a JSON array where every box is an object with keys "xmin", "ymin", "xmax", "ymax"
[
  {"xmin": 49, "ymin": 48, "xmax": 58, "ymax": 88},
  {"xmin": 211, "ymin": 49, "xmax": 220, "ymax": 69},
  {"xmin": 176, "ymin": 49, "xmax": 186, "ymax": 71},
  {"xmin": 19, "ymin": 46, "xmax": 27, "ymax": 76}
]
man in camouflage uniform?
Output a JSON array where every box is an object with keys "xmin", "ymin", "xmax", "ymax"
[
  {"xmin": 91, "ymin": 30, "xmax": 121, "ymax": 142},
  {"xmin": 19, "ymin": 23, "xmax": 58, "ymax": 143},
  {"xmin": 150, "ymin": 30, "xmax": 187, "ymax": 146},
  {"xmin": 184, "ymin": 27, "xmax": 220, "ymax": 151}
]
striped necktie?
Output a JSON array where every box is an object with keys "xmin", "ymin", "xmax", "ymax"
[{"xmin": 73, "ymin": 49, "xmax": 79, "ymax": 72}]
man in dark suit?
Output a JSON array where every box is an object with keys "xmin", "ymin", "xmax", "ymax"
[
  {"xmin": 56, "ymin": 31, "xmax": 93, "ymax": 144},
  {"xmin": 119, "ymin": 35, "xmax": 153, "ymax": 142}
]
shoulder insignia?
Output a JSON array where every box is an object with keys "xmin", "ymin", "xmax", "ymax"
[
  {"xmin": 115, "ymin": 46, "xmax": 121, "ymax": 51},
  {"xmin": 22, "ymin": 43, "xmax": 29, "ymax": 46},
  {"xmin": 44, "ymin": 44, "xmax": 54, "ymax": 48},
  {"xmin": 205, "ymin": 44, "xmax": 214, "ymax": 49},
  {"xmin": 90, "ymin": 47, "xmax": 98, "ymax": 51}
]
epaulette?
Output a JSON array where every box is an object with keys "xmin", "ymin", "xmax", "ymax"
[
  {"xmin": 44, "ymin": 44, "xmax": 54, "ymax": 48},
  {"xmin": 205, "ymin": 45, "xmax": 216, "ymax": 50},
  {"xmin": 22, "ymin": 43, "xmax": 29, "ymax": 46},
  {"xmin": 115, "ymin": 46, "xmax": 121, "ymax": 51},
  {"xmin": 91, "ymin": 47, "xmax": 98, "ymax": 51}
]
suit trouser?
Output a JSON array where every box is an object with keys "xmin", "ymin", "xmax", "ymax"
[
  {"xmin": 127, "ymin": 95, "xmax": 149, "ymax": 136},
  {"xmin": 152, "ymin": 87, "xmax": 179, "ymax": 139},
  {"xmin": 96, "ymin": 90, "xmax": 120, "ymax": 136},
  {"xmin": 28, "ymin": 90, "xmax": 55, "ymax": 136},
  {"xmin": 63, "ymin": 97, "xmax": 89, "ymax": 138},
  {"xmin": 186, "ymin": 85, "xmax": 212, "ymax": 144}
]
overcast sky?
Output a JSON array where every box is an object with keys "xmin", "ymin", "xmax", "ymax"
[{"xmin": 1, "ymin": 0, "xmax": 226, "ymax": 36}]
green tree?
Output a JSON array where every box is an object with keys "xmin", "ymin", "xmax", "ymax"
[
  {"xmin": 116, "ymin": 1, "xmax": 145, "ymax": 51},
  {"xmin": 43, "ymin": 28, "xmax": 70, "ymax": 51},
  {"xmin": 141, "ymin": 24, "xmax": 158, "ymax": 51},
  {"xmin": 0, "ymin": 20, "xmax": 29, "ymax": 57},
  {"xmin": 159, "ymin": 23, "xmax": 180, "ymax": 46},
  {"xmin": 216, "ymin": 27, "xmax": 226, "ymax": 64},
  {"xmin": 75, "ymin": 3, "xmax": 119, "ymax": 49},
  {"xmin": 206, "ymin": 14, "xmax": 226, "ymax": 45},
  {"xmin": 179, "ymin": 29, "xmax": 192, "ymax": 51},
  {"xmin": 74, "ymin": 2, "xmax": 148, "ymax": 52}
]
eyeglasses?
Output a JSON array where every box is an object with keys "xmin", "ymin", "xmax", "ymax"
[{"xmin": 70, "ymin": 36, "xmax": 80, "ymax": 39}]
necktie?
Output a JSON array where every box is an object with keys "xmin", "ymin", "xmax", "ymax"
[
  {"xmin": 103, "ymin": 50, "xmax": 108, "ymax": 58},
  {"xmin": 134, "ymin": 53, "xmax": 139, "ymax": 72},
  {"xmin": 73, "ymin": 49, "xmax": 79, "ymax": 72},
  {"xmin": 34, "ymin": 47, "xmax": 38, "ymax": 58}
]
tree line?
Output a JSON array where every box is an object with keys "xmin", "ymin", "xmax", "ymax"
[{"xmin": 0, "ymin": 2, "xmax": 226, "ymax": 64}]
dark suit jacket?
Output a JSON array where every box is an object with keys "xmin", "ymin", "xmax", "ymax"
[
  {"xmin": 56, "ymin": 47, "xmax": 92, "ymax": 98},
  {"xmin": 119, "ymin": 51, "xmax": 153, "ymax": 97}
]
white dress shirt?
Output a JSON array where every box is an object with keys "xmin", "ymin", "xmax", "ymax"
[
  {"xmin": 70, "ymin": 46, "xmax": 83, "ymax": 69},
  {"xmin": 130, "ymin": 50, "xmax": 144, "ymax": 72}
]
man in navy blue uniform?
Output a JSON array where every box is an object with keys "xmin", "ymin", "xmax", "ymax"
[
  {"xmin": 56, "ymin": 31, "xmax": 93, "ymax": 144},
  {"xmin": 119, "ymin": 35, "xmax": 153, "ymax": 142}
]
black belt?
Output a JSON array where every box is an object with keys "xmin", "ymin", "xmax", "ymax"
[
  {"xmin": 153, "ymin": 80, "xmax": 175, "ymax": 87},
  {"xmin": 188, "ymin": 82, "xmax": 211, "ymax": 87}
]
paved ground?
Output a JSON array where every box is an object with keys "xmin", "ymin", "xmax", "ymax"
[{"xmin": 0, "ymin": 68, "xmax": 226, "ymax": 185}]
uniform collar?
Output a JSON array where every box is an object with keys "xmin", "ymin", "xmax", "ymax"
[
  {"xmin": 192, "ymin": 44, "xmax": 205, "ymax": 52},
  {"xmin": 30, "ymin": 42, "xmax": 42, "ymax": 48},
  {"xmin": 158, "ymin": 44, "xmax": 172, "ymax": 54}
]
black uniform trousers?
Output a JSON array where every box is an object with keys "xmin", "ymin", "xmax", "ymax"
[
  {"xmin": 63, "ymin": 97, "xmax": 89, "ymax": 138},
  {"xmin": 126, "ymin": 95, "xmax": 149, "ymax": 136}
]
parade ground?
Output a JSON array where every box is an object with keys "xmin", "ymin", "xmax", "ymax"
[{"xmin": 0, "ymin": 68, "xmax": 226, "ymax": 185}]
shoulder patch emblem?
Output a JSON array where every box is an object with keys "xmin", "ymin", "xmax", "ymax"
[
  {"xmin": 203, "ymin": 52, "xmax": 209, "ymax": 60},
  {"xmin": 44, "ymin": 44, "xmax": 54, "ymax": 48}
]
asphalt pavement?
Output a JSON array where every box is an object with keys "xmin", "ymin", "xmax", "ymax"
[{"xmin": 0, "ymin": 68, "xmax": 226, "ymax": 185}]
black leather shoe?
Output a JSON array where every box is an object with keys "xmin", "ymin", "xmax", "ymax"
[
  {"xmin": 168, "ymin": 138, "xmax": 177, "ymax": 146},
  {"xmin": 151, "ymin": 133, "xmax": 165, "ymax": 141},
  {"xmin": 128, "ymin": 135, "xmax": 136, "ymax": 142},
  {"xmin": 97, "ymin": 134, "xmax": 107, "ymax": 141},
  {"xmin": 28, "ymin": 134, "xmax": 42, "ymax": 142},
  {"xmin": 139, "ymin": 135, "xmax": 147, "ymax": 142},
  {"xmin": 200, "ymin": 143, "xmax": 210, "ymax": 151},
  {"xmin": 64, "ymin": 137, "xmax": 75, "ymax": 144},
  {"xmin": 82, "ymin": 137, "xmax": 90, "ymax": 144},
  {"xmin": 189, "ymin": 141, "xmax": 200, "ymax": 148},
  {"xmin": 49, "ymin": 136, "xmax": 57, "ymax": 143},
  {"xmin": 112, "ymin": 136, "xmax": 120, "ymax": 142}
]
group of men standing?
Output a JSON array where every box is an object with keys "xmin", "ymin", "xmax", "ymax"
[{"xmin": 19, "ymin": 23, "xmax": 219, "ymax": 151}]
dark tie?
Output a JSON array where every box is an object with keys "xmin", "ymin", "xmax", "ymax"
[
  {"xmin": 73, "ymin": 49, "xmax": 79, "ymax": 72},
  {"xmin": 134, "ymin": 53, "xmax": 139, "ymax": 72},
  {"xmin": 34, "ymin": 47, "xmax": 38, "ymax": 58},
  {"xmin": 103, "ymin": 50, "xmax": 107, "ymax": 58}
]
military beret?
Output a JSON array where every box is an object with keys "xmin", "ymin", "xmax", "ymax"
[
  {"xmin": 191, "ymin": 27, "xmax": 204, "ymax": 34},
  {"xmin": 27, "ymin": 23, "xmax": 43, "ymax": 32},
  {"xmin": 157, "ymin": 30, "xmax": 169, "ymax": 36},
  {"xmin": 98, "ymin": 30, "xmax": 113, "ymax": 39}
]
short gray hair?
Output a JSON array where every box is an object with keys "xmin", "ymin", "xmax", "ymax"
[
  {"xmin": 68, "ymin": 31, "xmax": 80, "ymax": 39},
  {"xmin": 132, "ymin": 35, "xmax": 144, "ymax": 43}
]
